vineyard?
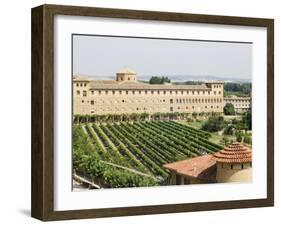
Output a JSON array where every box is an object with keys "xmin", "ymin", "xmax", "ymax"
[{"xmin": 73, "ymin": 120, "xmax": 223, "ymax": 188}]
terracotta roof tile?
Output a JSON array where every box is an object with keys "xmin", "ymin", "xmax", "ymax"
[
  {"xmin": 163, "ymin": 154, "xmax": 216, "ymax": 181},
  {"xmin": 213, "ymin": 143, "xmax": 252, "ymax": 163}
]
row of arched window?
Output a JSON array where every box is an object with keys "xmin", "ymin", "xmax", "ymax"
[
  {"xmin": 86, "ymin": 97, "xmax": 223, "ymax": 105},
  {"xmin": 87, "ymin": 89, "xmax": 221, "ymax": 96},
  {"xmin": 172, "ymin": 98, "xmax": 223, "ymax": 104}
]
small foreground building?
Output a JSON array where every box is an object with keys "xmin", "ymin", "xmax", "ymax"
[
  {"xmin": 163, "ymin": 143, "xmax": 252, "ymax": 185},
  {"xmin": 213, "ymin": 142, "xmax": 252, "ymax": 183}
]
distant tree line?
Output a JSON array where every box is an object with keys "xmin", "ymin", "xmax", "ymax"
[
  {"xmin": 224, "ymin": 83, "xmax": 252, "ymax": 95},
  {"xmin": 149, "ymin": 76, "xmax": 171, "ymax": 84},
  {"xmin": 174, "ymin": 81, "xmax": 203, "ymax": 85}
]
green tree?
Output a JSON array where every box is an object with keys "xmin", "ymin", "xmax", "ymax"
[
  {"xmin": 220, "ymin": 136, "xmax": 230, "ymax": 146},
  {"xmin": 223, "ymin": 125, "xmax": 234, "ymax": 135},
  {"xmin": 243, "ymin": 132, "xmax": 252, "ymax": 144},
  {"xmin": 236, "ymin": 131, "xmax": 243, "ymax": 142},
  {"xmin": 201, "ymin": 116, "xmax": 224, "ymax": 132},
  {"xmin": 242, "ymin": 111, "xmax": 252, "ymax": 130},
  {"xmin": 224, "ymin": 103, "xmax": 235, "ymax": 115},
  {"xmin": 192, "ymin": 112, "xmax": 198, "ymax": 119}
]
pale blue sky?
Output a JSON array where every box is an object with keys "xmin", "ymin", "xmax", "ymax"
[{"xmin": 73, "ymin": 35, "xmax": 252, "ymax": 81}]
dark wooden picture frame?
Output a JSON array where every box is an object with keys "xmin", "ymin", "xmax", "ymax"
[{"xmin": 31, "ymin": 4, "xmax": 274, "ymax": 221}]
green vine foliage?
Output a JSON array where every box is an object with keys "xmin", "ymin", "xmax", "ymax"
[
  {"xmin": 73, "ymin": 120, "xmax": 222, "ymax": 188},
  {"xmin": 73, "ymin": 125, "xmax": 158, "ymax": 188}
]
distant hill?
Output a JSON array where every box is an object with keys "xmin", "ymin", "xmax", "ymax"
[
  {"xmin": 137, "ymin": 74, "xmax": 251, "ymax": 83},
  {"xmin": 81, "ymin": 74, "xmax": 251, "ymax": 83}
]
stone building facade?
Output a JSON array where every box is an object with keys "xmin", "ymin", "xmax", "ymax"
[
  {"xmin": 73, "ymin": 69, "xmax": 224, "ymax": 116},
  {"xmin": 224, "ymin": 95, "xmax": 251, "ymax": 114}
]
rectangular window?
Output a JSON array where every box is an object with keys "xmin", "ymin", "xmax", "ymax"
[
  {"xmin": 76, "ymin": 90, "xmax": 80, "ymax": 95},
  {"xmin": 91, "ymin": 100, "xmax": 94, "ymax": 105},
  {"xmin": 83, "ymin": 91, "xmax": 87, "ymax": 97}
]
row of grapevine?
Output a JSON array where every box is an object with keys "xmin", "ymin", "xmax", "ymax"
[
  {"xmin": 132, "ymin": 122, "xmax": 193, "ymax": 158},
  {"xmin": 161, "ymin": 121, "xmax": 223, "ymax": 151},
  {"xmin": 140, "ymin": 121, "xmax": 205, "ymax": 156},
  {"xmin": 112, "ymin": 123, "xmax": 167, "ymax": 166},
  {"xmin": 73, "ymin": 125, "xmax": 158, "ymax": 188},
  {"xmin": 170, "ymin": 121, "xmax": 211, "ymax": 138},
  {"xmin": 105, "ymin": 124, "xmax": 168, "ymax": 178},
  {"xmin": 89, "ymin": 124, "xmax": 130, "ymax": 167},
  {"xmin": 98, "ymin": 124, "xmax": 149, "ymax": 173},
  {"xmin": 119, "ymin": 122, "xmax": 180, "ymax": 162},
  {"xmin": 150, "ymin": 121, "xmax": 212, "ymax": 153},
  {"xmin": 74, "ymin": 120, "xmax": 223, "ymax": 188}
]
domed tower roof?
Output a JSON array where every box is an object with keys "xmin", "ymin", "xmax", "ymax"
[
  {"xmin": 117, "ymin": 68, "xmax": 136, "ymax": 74},
  {"xmin": 116, "ymin": 68, "xmax": 137, "ymax": 82},
  {"xmin": 213, "ymin": 143, "xmax": 252, "ymax": 164}
]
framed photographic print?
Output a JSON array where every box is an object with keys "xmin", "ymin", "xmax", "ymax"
[{"xmin": 31, "ymin": 4, "xmax": 274, "ymax": 221}]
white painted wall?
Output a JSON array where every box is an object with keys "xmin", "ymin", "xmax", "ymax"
[{"xmin": 0, "ymin": 0, "xmax": 279, "ymax": 225}]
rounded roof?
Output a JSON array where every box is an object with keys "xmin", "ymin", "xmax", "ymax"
[
  {"xmin": 117, "ymin": 68, "xmax": 136, "ymax": 74},
  {"xmin": 213, "ymin": 143, "xmax": 252, "ymax": 164}
]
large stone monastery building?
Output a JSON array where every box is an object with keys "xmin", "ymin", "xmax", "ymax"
[{"xmin": 73, "ymin": 69, "xmax": 224, "ymax": 115}]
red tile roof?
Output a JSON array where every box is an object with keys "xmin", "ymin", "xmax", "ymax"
[
  {"xmin": 163, "ymin": 154, "xmax": 216, "ymax": 181},
  {"xmin": 213, "ymin": 143, "xmax": 252, "ymax": 163}
]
